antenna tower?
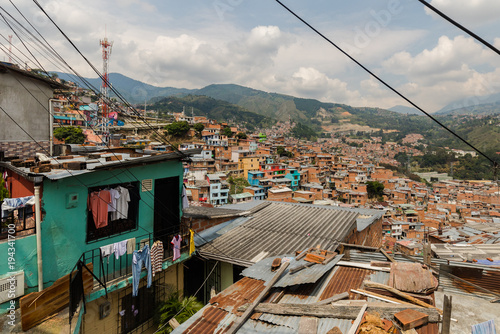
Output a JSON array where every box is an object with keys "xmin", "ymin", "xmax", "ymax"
[{"xmin": 99, "ymin": 35, "xmax": 113, "ymax": 143}]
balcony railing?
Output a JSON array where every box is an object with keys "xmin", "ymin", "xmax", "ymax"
[{"xmin": 77, "ymin": 225, "xmax": 190, "ymax": 288}]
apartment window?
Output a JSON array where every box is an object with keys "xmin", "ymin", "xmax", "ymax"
[
  {"xmin": 86, "ymin": 182, "xmax": 140, "ymax": 243},
  {"xmin": 1, "ymin": 205, "xmax": 35, "ymax": 240}
]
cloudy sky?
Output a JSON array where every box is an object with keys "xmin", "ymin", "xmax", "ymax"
[{"xmin": 2, "ymin": 0, "xmax": 500, "ymax": 112}]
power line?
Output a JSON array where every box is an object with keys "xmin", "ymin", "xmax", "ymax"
[
  {"xmin": 273, "ymin": 0, "xmax": 497, "ymax": 168},
  {"xmin": 31, "ymin": 0, "xmax": 188, "ymax": 158},
  {"xmin": 417, "ymin": 0, "xmax": 500, "ymax": 57},
  {"xmin": 1, "ymin": 3, "xmax": 263, "ymax": 266}
]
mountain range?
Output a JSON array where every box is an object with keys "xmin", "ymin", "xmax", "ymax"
[{"xmin": 53, "ymin": 71, "xmax": 500, "ymax": 151}]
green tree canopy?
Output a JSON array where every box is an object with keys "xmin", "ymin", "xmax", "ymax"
[
  {"xmin": 222, "ymin": 126, "xmax": 233, "ymax": 137},
  {"xmin": 0, "ymin": 177, "xmax": 9, "ymax": 202},
  {"xmin": 193, "ymin": 123, "xmax": 204, "ymax": 133},
  {"xmin": 236, "ymin": 132, "xmax": 247, "ymax": 139},
  {"xmin": 228, "ymin": 176, "xmax": 250, "ymax": 194},
  {"xmin": 156, "ymin": 292, "xmax": 203, "ymax": 333},
  {"xmin": 53, "ymin": 126, "xmax": 86, "ymax": 144},
  {"xmin": 366, "ymin": 181, "xmax": 385, "ymax": 200},
  {"xmin": 164, "ymin": 121, "xmax": 190, "ymax": 137}
]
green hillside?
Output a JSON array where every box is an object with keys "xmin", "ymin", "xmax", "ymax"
[{"xmin": 151, "ymin": 95, "xmax": 276, "ymax": 131}]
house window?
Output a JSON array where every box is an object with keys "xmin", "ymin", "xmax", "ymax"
[
  {"xmin": 86, "ymin": 182, "xmax": 140, "ymax": 243},
  {"xmin": 1, "ymin": 205, "xmax": 35, "ymax": 240}
]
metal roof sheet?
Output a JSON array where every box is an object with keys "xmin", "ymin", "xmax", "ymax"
[
  {"xmin": 200, "ymin": 202, "xmax": 380, "ymax": 266},
  {"xmin": 241, "ymin": 254, "xmax": 343, "ymax": 288}
]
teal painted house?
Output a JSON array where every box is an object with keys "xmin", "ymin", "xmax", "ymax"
[
  {"xmin": 285, "ymin": 168, "xmax": 300, "ymax": 191},
  {"xmin": 0, "ymin": 148, "xmax": 200, "ymax": 333}
]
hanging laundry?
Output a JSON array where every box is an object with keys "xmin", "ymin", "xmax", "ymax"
[
  {"xmin": 111, "ymin": 186, "xmax": 131, "ymax": 220},
  {"xmin": 182, "ymin": 185, "xmax": 189, "ymax": 209},
  {"xmin": 151, "ymin": 241, "xmax": 164, "ymax": 277},
  {"xmin": 114, "ymin": 240, "xmax": 128, "ymax": 260},
  {"xmin": 88, "ymin": 190, "xmax": 111, "ymax": 228},
  {"xmin": 100, "ymin": 244, "xmax": 113, "ymax": 263},
  {"xmin": 127, "ymin": 238, "xmax": 136, "ymax": 255},
  {"xmin": 171, "ymin": 235, "xmax": 182, "ymax": 261},
  {"xmin": 2, "ymin": 170, "xmax": 8, "ymax": 192},
  {"xmin": 132, "ymin": 245, "xmax": 152, "ymax": 297},
  {"xmin": 108, "ymin": 188, "xmax": 120, "ymax": 213},
  {"xmin": 189, "ymin": 229, "xmax": 195, "ymax": 256}
]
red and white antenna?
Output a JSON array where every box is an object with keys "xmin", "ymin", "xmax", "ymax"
[{"xmin": 99, "ymin": 31, "xmax": 113, "ymax": 143}]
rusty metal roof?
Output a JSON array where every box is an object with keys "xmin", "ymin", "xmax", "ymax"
[
  {"xmin": 173, "ymin": 256, "xmax": 437, "ymax": 334},
  {"xmin": 389, "ymin": 262, "xmax": 439, "ymax": 294},
  {"xmin": 209, "ymin": 277, "xmax": 266, "ymax": 314},
  {"xmin": 319, "ymin": 266, "xmax": 375, "ymax": 301}
]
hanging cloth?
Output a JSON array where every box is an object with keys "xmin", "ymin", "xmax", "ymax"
[
  {"xmin": 182, "ymin": 185, "xmax": 189, "ymax": 209},
  {"xmin": 150, "ymin": 241, "xmax": 164, "ymax": 277},
  {"xmin": 189, "ymin": 229, "xmax": 195, "ymax": 256},
  {"xmin": 171, "ymin": 235, "xmax": 182, "ymax": 261}
]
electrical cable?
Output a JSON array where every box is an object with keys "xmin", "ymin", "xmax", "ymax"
[
  {"xmin": 273, "ymin": 0, "xmax": 497, "ymax": 168},
  {"xmin": 31, "ymin": 0, "xmax": 188, "ymax": 158},
  {"xmin": 2, "ymin": 3, "xmax": 271, "ymax": 271},
  {"xmin": 416, "ymin": 0, "xmax": 500, "ymax": 57}
]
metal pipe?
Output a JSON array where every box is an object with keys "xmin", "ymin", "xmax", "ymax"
[
  {"xmin": 48, "ymin": 99, "xmax": 57, "ymax": 156},
  {"xmin": 34, "ymin": 184, "xmax": 43, "ymax": 291}
]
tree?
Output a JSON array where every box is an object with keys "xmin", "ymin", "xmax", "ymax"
[
  {"xmin": 366, "ymin": 181, "xmax": 385, "ymax": 200},
  {"xmin": 0, "ymin": 177, "xmax": 9, "ymax": 202},
  {"xmin": 164, "ymin": 121, "xmax": 190, "ymax": 137},
  {"xmin": 53, "ymin": 126, "xmax": 86, "ymax": 144},
  {"xmin": 156, "ymin": 292, "xmax": 203, "ymax": 333},
  {"xmin": 228, "ymin": 176, "xmax": 250, "ymax": 194},
  {"xmin": 236, "ymin": 132, "xmax": 247, "ymax": 139},
  {"xmin": 193, "ymin": 123, "xmax": 204, "ymax": 133},
  {"xmin": 222, "ymin": 126, "xmax": 233, "ymax": 137}
]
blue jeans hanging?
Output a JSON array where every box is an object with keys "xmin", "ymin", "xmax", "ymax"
[{"xmin": 132, "ymin": 245, "xmax": 152, "ymax": 297}]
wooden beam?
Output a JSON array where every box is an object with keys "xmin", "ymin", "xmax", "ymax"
[
  {"xmin": 339, "ymin": 243, "xmax": 379, "ymax": 251},
  {"xmin": 441, "ymin": 295, "xmax": 452, "ymax": 334},
  {"xmin": 226, "ymin": 261, "xmax": 290, "ymax": 334},
  {"xmin": 363, "ymin": 281, "xmax": 442, "ymax": 314},
  {"xmin": 298, "ymin": 316, "xmax": 318, "ymax": 334},
  {"xmin": 237, "ymin": 303, "xmax": 441, "ymax": 322},
  {"xmin": 379, "ymin": 248, "xmax": 395, "ymax": 263},
  {"xmin": 311, "ymin": 292, "xmax": 349, "ymax": 305},
  {"xmin": 351, "ymin": 289, "xmax": 415, "ymax": 306},
  {"xmin": 338, "ymin": 261, "xmax": 391, "ymax": 272},
  {"xmin": 295, "ymin": 247, "xmax": 314, "ymax": 260},
  {"xmin": 347, "ymin": 303, "xmax": 367, "ymax": 334}
]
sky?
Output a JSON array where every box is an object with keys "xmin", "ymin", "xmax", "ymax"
[{"xmin": 2, "ymin": 0, "xmax": 500, "ymax": 112}]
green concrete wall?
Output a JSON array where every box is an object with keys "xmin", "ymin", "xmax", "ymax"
[
  {"xmin": 0, "ymin": 159, "xmax": 183, "ymax": 313},
  {"xmin": 220, "ymin": 262, "xmax": 233, "ymax": 291}
]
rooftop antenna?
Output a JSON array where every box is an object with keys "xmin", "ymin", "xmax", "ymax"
[{"xmin": 99, "ymin": 28, "xmax": 113, "ymax": 144}]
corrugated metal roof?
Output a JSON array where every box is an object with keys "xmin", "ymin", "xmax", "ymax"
[
  {"xmin": 200, "ymin": 202, "xmax": 379, "ymax": 265},
  {"xmin": 193, "ymin": 217, "xmax": 251, "ymax": 247},
  {"xmin": 241, "ymin": 254, "xmax": 343, "ymax": 288},
  {"xmin": 317, "ymin": 318, "xmax": 353, "ymax": 334},
  {"xmin": 319, "ymin": 266, "xmax": 374, "ymax": 301},
  {"xmin": 209, "ymin": 277, "xmax": 266, "ymax": 314}
]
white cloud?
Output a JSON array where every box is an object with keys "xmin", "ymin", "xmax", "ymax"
[{"xmin": 426, "ymin": 0, "xmax": 500, "ymax": 25}]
